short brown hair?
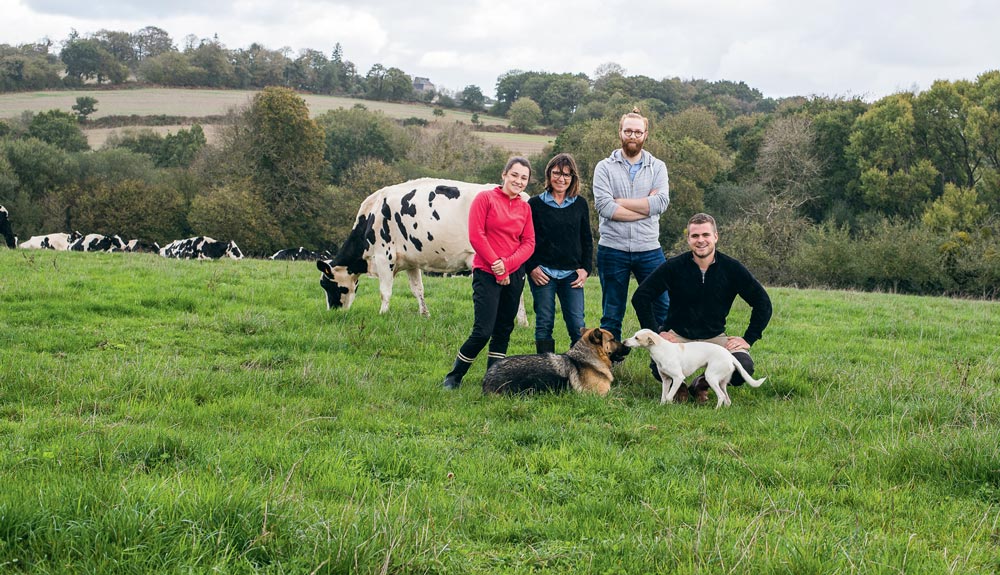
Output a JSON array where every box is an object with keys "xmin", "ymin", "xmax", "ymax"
[
  {"xmin": 619, "ymin": 106, "xmax": 649, "ymax": 132},
  {"xmin": 503, "ymin": 156, "xmax": 532, "ymax": 179},
  {"xmin": 543, "ymin": 153, "xmax": 581, "ymax": 198},
  {"xmin": 688, "ymin": 213, "xmax": 718, "ymax": 233}
]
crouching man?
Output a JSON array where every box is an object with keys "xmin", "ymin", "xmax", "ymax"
[{"xmin": 631, "ymin": 213, "xmax": 772, "ymax": 402}]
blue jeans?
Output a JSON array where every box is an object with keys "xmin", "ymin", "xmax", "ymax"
[
  {"xmin": 597, "ymin": 245, "xmax": 669, "ymax": 341},
  {"xmin": 529, "ymin": 272, "xmax": 585, "ymax": 344}
]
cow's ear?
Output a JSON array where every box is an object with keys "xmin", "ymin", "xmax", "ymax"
[{"xmin": 317, "ymin": 260, "xmax": 334, "ymax": 276}]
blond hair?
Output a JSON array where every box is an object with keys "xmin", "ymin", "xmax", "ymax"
[{"xmin": 619, "ymin": 106, "xmax": 649, "ymax": 132}]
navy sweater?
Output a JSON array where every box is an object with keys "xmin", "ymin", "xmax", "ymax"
[
  {"xmin": 525, "ymin": 195, "xmax": 593, "ymax": 275},
  {"xmin": 631, "ymin": 250, "xmax": 772, "ymax": 345}
]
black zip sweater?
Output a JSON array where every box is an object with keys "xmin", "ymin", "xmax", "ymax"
[
  {"xmin": 524, "ymin": 195, "xmax": 594, "ymax": 275},
  {"xmin": 631, "ymin": 250, "xmax": 772, "ymax": 345}
]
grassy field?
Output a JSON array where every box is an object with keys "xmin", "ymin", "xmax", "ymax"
[
  {"xmin": 0, "ymin": 88, "xmax": 551, "ymax": 154},
  {"xmin": 1, "ymin": 249, "xmax": 998, "ymax": 573}
]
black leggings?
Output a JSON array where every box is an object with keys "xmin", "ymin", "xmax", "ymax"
[{"xmin": 457, "ymin": 268, "xmax": 525, "ymax": 361}]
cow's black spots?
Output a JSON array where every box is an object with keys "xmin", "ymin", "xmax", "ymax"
[
  {"xmin": 0, "ymin": 206, "xmax": 14, "ymax": 249},
  {"xmin": 394, "ymin": 213, "xmax": 409, "ymax": 241},
  {"xmin": 411, "ymin": 237, "xmax": 423, "ymax": 251},
  {"xmin": 338, "ymin": 214, "xmax": 376, "ymax": 266},
  {"xmin": 427, "ymin": 232, "xmax": 434, "ymax": 242},
  {"xmin": 435, "ymin": 185, "xmax": 461, "ymax": 200},
  {"xmin": 432, "ymin": 210, "xmax": 440, "ymax": 220},
  {"xmin": 400, "ymin": 190, "xmax": 417, "ymax": 217}
]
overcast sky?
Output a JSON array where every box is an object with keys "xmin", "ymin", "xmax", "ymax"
[{"xmin": 5, "ymin": 0, "xmax": 1000, "ymax": 101}]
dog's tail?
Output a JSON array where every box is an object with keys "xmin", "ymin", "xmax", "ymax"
[{"xmin": 731, "ymin": 356, "xmax": 766, "ymax": 387}]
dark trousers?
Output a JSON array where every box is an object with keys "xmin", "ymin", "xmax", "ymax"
[{"xmin": 457, "ymin": 268, "xmax": 526, "ymax": 362}]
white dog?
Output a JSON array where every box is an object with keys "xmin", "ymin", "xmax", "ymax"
[{"xmin": 624, "ymin": 329, "xmax": 766, "ymax": 408}]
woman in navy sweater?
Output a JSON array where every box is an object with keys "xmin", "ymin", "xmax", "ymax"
[{"xmin": 526, "ymin": 153, "xmax": 594, "ymax": 352}]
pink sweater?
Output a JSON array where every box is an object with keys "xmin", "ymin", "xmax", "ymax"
[{"xmin": 468, "ymin": 187, "xmax": 535, "ymax": 281}]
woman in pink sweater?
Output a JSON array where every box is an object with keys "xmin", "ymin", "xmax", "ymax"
[{"xmin": 442, "ymin": 157, "xmax": 536, "ymax": 389}]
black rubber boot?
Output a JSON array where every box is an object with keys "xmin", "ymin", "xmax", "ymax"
[
  {"xmin": 486, "ymin": 352, "xmax": 506, "ymax": 371},
  {"xmin": 535, "ymin": 339, "xmax": 556, "ymax": 354},
  {"xmin": 442, "ymin": 357, "xmax": 473, "ymax": 390}
]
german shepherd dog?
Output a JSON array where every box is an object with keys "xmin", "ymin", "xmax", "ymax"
[{"xmin": 482, "ymin": 328, "xmax": 630, "ymax": 395}]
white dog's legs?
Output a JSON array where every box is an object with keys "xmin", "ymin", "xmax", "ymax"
[
  {"xmin": 703, "ymin": 374, "xmax": 732, "ymax": 408},
  {"xmin": 660, "ymin": 370, "xmax": 687, "ymax": 404}
]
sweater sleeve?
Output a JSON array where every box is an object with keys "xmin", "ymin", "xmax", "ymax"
[
  {"xmin": 737, "ymin": 265, "xmax": 772, "ymax": 345},
  {"xmin": 631, "ymin": 260, "xmax": 671, "ymax": 332},
  {"xmin": 579, "ymin": 201, "xmax": 593, "ymax": 274},
  {"xmin": 468, "ymin": 194, "xmax": 499, "ymax": 267},
  {"xmin": 592, "ymin": 161, "xmax": 620, "ymax": 220},
  {"xmin": 501, "ymin": 208, "xmax": 535, "ymax": 277},
  {"xmin": 645, "ymin": 159, "xmax": 670, "ymax": 216},
  {"xmin": 524, "ymin": 200, "xmax": 541, "ymax": 273}
]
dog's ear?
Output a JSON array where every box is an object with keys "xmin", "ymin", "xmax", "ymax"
[
  {"xmin": 588, "ymin": 329, "xmax": 603, "ymax": 345},
  {"xmin": 641, "ymin": 333, "xmax": 655, "ymax": 346},
  {"xmin": 579, "ymin": 326, "xmax": 587, "ymax": 336}
]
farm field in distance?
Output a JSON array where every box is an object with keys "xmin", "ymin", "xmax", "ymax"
[{"xmin": 0, "ymin": 88, "xmax": 554, "ymax": 155}]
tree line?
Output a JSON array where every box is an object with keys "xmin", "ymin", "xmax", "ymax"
[{"xmin": 1, "ymin": 27, "xmax": 774, "ymax": 122}]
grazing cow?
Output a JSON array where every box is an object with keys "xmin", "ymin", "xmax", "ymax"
[
  {"xmin": 124, "ymin": 239, "xmax": 161, "ymax": 253},
  {"xmin": 1, "ymin": 206, "xmax": 15, "ymax": 248},
  {"xmin": 270, "ymin": 247, "xmax": 333, "ymax": 261},
  {"xmin": 160, "ymin": 236, "xmax": 244, "ymax": 260},
  {"xmin": 19, "ymin": 231, "xmax": 84, "ymax": 250},
  {"xmin": 316, "ymin": 177, "xmax": 529, "ymax": 324},
  {"xmin": 69, "ymin": 233, "xmax": 126, "ymax": 252}
]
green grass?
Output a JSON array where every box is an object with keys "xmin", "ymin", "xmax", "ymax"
[{"xmin": 1, "ymin": 249, "xmax": 998, "ymax": 573}]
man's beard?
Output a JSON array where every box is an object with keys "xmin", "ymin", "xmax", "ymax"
[{"xmin": 621, "ymin": 138, "xmax": 644, "ymax": 156}]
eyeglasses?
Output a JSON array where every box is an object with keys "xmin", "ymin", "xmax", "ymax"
[
  {"xmin": 622, "ymin": 129, "xmax": 645, "ymax": 138},
  {"xmin": 551, "ymin": 171, "xmax": 574, "ymax": 180}
]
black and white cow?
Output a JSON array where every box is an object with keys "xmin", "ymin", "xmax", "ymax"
[
  {"xmin": 317, "ymin": 177, "xmax": 528, "ymax": 324},
  {"xmin": 19, "ymin": 231, "xmax": 84, "ymax": 250},
  {"xmin": 69, "ymin": 233, "xmax": 126, "ymax": 252},
  {"xmin": 270, "ymin": 247, "xmax": 333, "ymax": 261},
  {"xmin": 1, "ymin": 206, "xmax": 15, "ymax": 249},
  {"xmin": 160, "ymin": 236, "xmax": 244, "ymax": 260},
  {"xmin": 123, "ymin": 239, "xmax": 161, "ymax": 253}
]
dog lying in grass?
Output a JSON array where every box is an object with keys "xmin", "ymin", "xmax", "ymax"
[
  {"xmin": 481, "ymin": 327, "xmax": 629, "ymax": 395},
  {"xmin": 623, "ymin": 329, "xmax": 765, "ymax": 408}
]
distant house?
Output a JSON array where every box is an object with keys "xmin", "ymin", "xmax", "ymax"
[{"xmin": 413, "ymin": 77, "xmax": 436, "ymax": 94}]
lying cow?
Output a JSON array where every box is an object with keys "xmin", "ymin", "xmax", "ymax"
[
  {"xmin": 270, "ymin": 247, "xmax": 333, "ymax": 261},
  {"xmin": 69, "ymin": 233, "xmax": 126, "ymax": 252},
  {"xmin": 124, "ymin": 239, "xmax": 161, "ymax": 253},
  {"xmin": 1, "ymin": 206, "xmax": 15, "ymax": 248},
  {"xmin": 317, "ymin": 177, "xmax": 528, "ymax": 324},
  {"xmin": 19, "ymin": 231, "xmax": 84, "ymax": 250},
  {"xmin": 160, "ymin": 236, "xmax": 244, "ymax": 260}
]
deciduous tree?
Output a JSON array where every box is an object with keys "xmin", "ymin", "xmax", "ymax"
[{"xmin": 508, "ymin": 97, "xmax": 542, "ymax": 131}]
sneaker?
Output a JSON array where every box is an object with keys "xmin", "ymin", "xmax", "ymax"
[{"xmin": 692, "ymin": 376, "xmax": 710, "ymax": 404}]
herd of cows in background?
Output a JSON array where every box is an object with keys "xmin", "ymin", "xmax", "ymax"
[
  {"xmin": 0, "ymin": 205, "xmax": 329, "ymax": 261},
  {"xmin": 4, "ymin": 178, "xmax": 526, "ymax": 319}
]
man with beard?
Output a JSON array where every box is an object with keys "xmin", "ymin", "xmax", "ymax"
[
  {"xmin": 592, "ymin": 107, "xmax": 671, "ymax": 343},
  {"xmin": 631, "ymin": 213, "xmax": 772, "ymax": 403}
]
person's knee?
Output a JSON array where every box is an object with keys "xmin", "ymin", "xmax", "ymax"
[{"xmin": 731, "ymin": 352, "xmax": 754, "ymax": 385}]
